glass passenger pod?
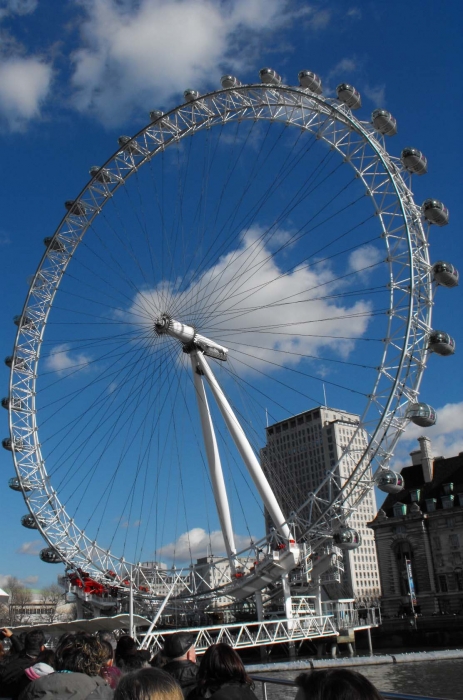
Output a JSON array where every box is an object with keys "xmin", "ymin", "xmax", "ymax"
[
  {"xmin": 428, "ymin": 330, "xmax": 456, "ymax": 356},
  {"xmin": 336, "ymin": 83, "xmax": 361, "ymax": 109},
  {"xmin": 43, "ymin": 236, "xmax": 65, "ymax": 252},
  {"xmin": 422, "ymin": 199, "xmax": 449, "ymax": 226},
  {"xmin": 333, "ymin": 527, "xmax": 361, "ymax": 550},
  {"xmin": 9, "ymin": 477, "xmax": 34, "ymax": 492},
  {"xmin": 89, "ymin": 166, "xmax": 113, "ymax": 184},
  {"xmin": 376, "ymin": 469, "xmax": 404, "ymax": 494},
  {"xmin": 117, "ymin": 136, "xmax": 144, "ymax": 156},
  {"xmin": 4, "ymin": 356, "xmax": 30, "ymax": 373},
  {"xmin": 21, "ymin": 514, "xmax": 44, "ymax": 530},
  {"xmin": 1, "ymin": 396, "xmax": 24, "ymax": 411},
  {"xmin": 13, "ymin": 315, "xmax": 35, "ymax": 330},
  {"xmin": 40, "ymin": 547, "xmax": 63, "ymax": 564},
  {"xmin": 432, "ymin": 261, "xmax": 459, "ymax": 288},
  {"xmin": 408, "ymin": 402, "xmax": 437, "ymax": 427},
  {"xmin": 298, "ymin": 70, "xmax": 323, "ymax": 94},
  {"xmin": 64, "ymin": 200, "xmax": 87, "ymax": 217},
  {"xmin": 221, "ymin": 75, "xmax": 242, "ymax": 89},
  {"xmin": 2, "ymin": 437, "xmax": 25, "ymax": 451},
  {"xmin": 184, "ymin": 89, "xmax": 200, "ymax": 103},
  {"xmin": 401, "ymin": 147, "xmax": 428, "ymax": 175},
  {"xmin": 259, "ymin": 68, "xmax": 282, "ymax": 86},
  {"xmin": 372, "ymin": 109, "xmax": 397, "ymax": 136}
]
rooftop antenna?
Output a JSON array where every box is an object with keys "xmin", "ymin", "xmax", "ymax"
[
  {"xmin": 323, "ymin": 383, "xmax": 327, "ymax": 408},
  {"xmin": 265, "ymin": 408, "xmax": 269, "ymax": 427}
]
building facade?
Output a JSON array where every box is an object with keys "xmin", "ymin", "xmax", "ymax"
[
  {"xmin": 261, "ymin": 405, "xmax": 381, "ymax": 601},
  {"xmin": 369, "ymin": 438, "xmax": 463, "ymax": 617}
]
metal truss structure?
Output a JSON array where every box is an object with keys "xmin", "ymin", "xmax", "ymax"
[{"xmin": 6, "ymin": 76, "xmax": 437, "ymax": 595}]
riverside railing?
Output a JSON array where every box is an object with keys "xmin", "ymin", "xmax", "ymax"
[{"xmin": 251, "ymin": 676, "xmax": 451, "ymax": 700}]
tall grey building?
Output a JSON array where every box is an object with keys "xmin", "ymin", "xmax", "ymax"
[{"xmin": 261, "ymin": 406, "xmax": 381, "ymax": 601}]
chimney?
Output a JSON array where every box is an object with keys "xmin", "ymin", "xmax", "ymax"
[
  {"xmin": 410, "ymin": 449, "xmax": 422, "ymax": 466},
  {"xmin": 418, "ymin": 435, "xmax": 434, "ymax": 483}
]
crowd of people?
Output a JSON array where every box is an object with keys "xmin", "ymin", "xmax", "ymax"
[{"xmin": 0, "ymin": 627, "xmax": 384, "ymax": 700}]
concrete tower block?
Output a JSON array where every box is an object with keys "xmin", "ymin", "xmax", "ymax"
[{"xmin": 418, "ymin": 436, "xmax": 434, "ymax": 482}]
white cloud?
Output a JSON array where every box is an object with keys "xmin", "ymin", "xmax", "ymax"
[
  {"xmin": 348, "ymin": 244, "xmax": 382, "ymax": 278},
  {"xmin": 392, "ymin": 401, "xmax": 463, "ymax": 469},
  {"xmin": 0, "ymin": 56, "xmax": 53, "ymax": 131},
  {"xmin": 16, "ymin": 540, "xmax": 43, "ymax": 555},
  {"xmin": 70, "ymin": 0, "xmax": 289, "ymax": 124},
  {"xmin": 346, "ymin": 7, "xmax": 361, "ymax": 19},
  {"xmin": 22, "ymin": 575, "xmax": 39, "ymax": 584},
  {"xmin": 363, "ymin": 83, "xmax": 386, "ymax": 107},
  {"xmin": 0, "ymin": 0, "xmax": 37, "ymax": 19},
  {"xmin": 157, "ymin": 527, "xmax": 253, "ymax": 561},
  {"xmin": 44, "ymin": 343, "xmax": 91, "ymax": 376},
  {"xmin": 129, "ymin": 229, "xmax": 373, "ymax": 371}
]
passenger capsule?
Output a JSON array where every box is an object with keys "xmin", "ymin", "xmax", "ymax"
[
  {"xmin": 65, "ymin": 200, "xmax": 86, "ymax": 216},
  {"xmin": 408, "ymin": 402, "xmax": 437, "ymax": 427},
  {"xmin": 5, "ymin": 356, "xmax": 30, "ymax": 372},
  {"xmin": 89, "ymin": 166, "xmax": 112, "ymax": 183},
  {"xmin": 9, "ymin": 477, "xmax": 33, "ymax": 492},
  {"xmin": 333, "ymin": 527, "xmax": 361, "ymax": 550},
  {"xmin": 39, "ymin": 547, "xmax": 63, "ymax": 564},
  {"xmin": 298, "ymin": 70, "xmax": 322, "ymax": 94},
  {"xmin": 372, "ymin": 109, "xmax": 397, "ymax": 136},
  {"xmin": 259, "ymin": 68, "xmax": 282, "ymax": 86},
  {"xmin": 2, "ymin": 396, "xmax": 24, "ymax": 411},
  {"xmin": 432, "ymin": 261, "xmax": 459, "ymax": 288},
  {"xmin": 376, "ymin": 469, "xmax": 404, "ymax": 494},
  {"xmin": 21, "ymin": 514, "xmax": 44, "ymax": 530},
  {"xmin": 184, "ymin": 90, "xmax": 200, "ymax": 102},
  {"xmin": 221, "ymin": 75, "xmax": 242, "ymax": 89},
  {"xmin": 428, "ymin": 331, "xmax": 456, "ymax": 356},
  {"xmin": 401, "ymin": 148, "xmax": 428, "ymax": 175},
  {"xmin": 336, "ymin": 83, "xmax": 361, "ymax": 110},
  {"xmin": 422, "ymin": 199, "xmax": 449, "ymax": 227},
  {"xmin": 2, "ymin": 437, "xmax": 25, "ymax": 452},
  {"xmin": 117, "ymin": 136, "xmax": 144, "ymax": 155},
  {"xmin": 13, "ymin": 315, "xmax": 34, "ymax": 330},
  {"xmin": 44, "ymin": 237, "xmax": 65, "ymax": 252}
]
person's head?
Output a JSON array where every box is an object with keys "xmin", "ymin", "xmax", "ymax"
[
  {"xmin": 97, "ymin": 630, "xmax": 117, "ymax": 651},
  {"xmin": 118, "ymin": 653, "xmax": 150, "ymax": 674},
  {"xmin": 197, "ymin": 643, "xmax": 251, "ymax": 688},
  {"xmin": 35, "ymin": 649, "xmax": 56, "ymax": 669},
  {"xmin": 55, "ymin": 632, "xmax": 106, "ymax": 677},
  {"xmin": 116, "ymin": 635, "xmax": 138, "ymax": 664},
  {"xmin": 114, "ymin": 667, "xmax": 183, "ymax": 700},
  {"xmin": 162, "ymin": 632, "xmax": 196, "ymax": 663},
  {"xmin": 0, "ymin": 641, "xmax": 4, "ymax": 658},
  {"xmin": 99, "ymin": 639, "xmax": 115, "ymax": 667},
  {"xmin": 295, "ymin": 669, "xmax": 383, "ymax": 700},
  {"xmin": 24, "ymin": 629, "xmax": 46, "ymax": 657}
]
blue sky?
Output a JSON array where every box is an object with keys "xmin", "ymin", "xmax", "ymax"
[{"xmin": 1, "ymin": 0, "xmax": 462, "ymax": 590}]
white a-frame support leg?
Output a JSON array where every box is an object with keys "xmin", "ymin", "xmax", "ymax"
[
  {"xmin": 193, "ymin": 351, "xmax": 293, "ymax": 542},
  {"xmin": 191, "ymin": 351, "xmax": 237, "ymax": 573}
]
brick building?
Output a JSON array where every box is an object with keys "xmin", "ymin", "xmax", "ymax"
[{"xmin": 369, "ymin": 437, "xmax": 463, "ymax": 617}]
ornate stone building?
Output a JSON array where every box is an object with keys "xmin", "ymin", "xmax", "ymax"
[{"xmin": 369, "ymin": 438, "xmax": 463, "ymax": 617}]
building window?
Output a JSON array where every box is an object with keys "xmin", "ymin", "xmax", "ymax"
[
  {"xmin": 439, "ymin": 575, "xmax": 448, "ymax": 593},
  {"xmin": 456, "ymin": 571, "xmax": 463, "ymax": 591},
  {"xmin": 426, "ymin": 499, "xmax": 437, "ymax": 512},
  {"xmin": 433, "ymin": 536, "xmax": 441, "ymax": 550},
  {"xmin": 410, "ymin": 489, "xmax": 421, "ymax": 503},
  {"xmin": 442, "ymin": 495, "xmax": 455, "ymax": 510},
  {"xmin": 449, "ymin": 534, "xmax": 460, "ymax": 548},
  {"xmin": 447, "ymin": 518, "xmax": 455, "ymax": 528}
]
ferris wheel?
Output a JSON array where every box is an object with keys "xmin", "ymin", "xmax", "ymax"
[{"xmin": 3, "ymin": 67, "xmax": 458, "ymax": 598}]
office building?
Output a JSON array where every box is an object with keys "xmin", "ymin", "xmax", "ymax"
[{"xmin": 261, "ymin": 406, "xmax": 381, "ymax": 601}]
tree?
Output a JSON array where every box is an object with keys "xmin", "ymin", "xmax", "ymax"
[
  {"xmin": 40, "ymin": 583, "xmax": 64, "ymax": 623},
  {"xmin": 1, "ymin": 576, "xmax": 32, "ymax": 626}
]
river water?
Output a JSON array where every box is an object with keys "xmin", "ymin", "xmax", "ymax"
[{"xmin": 253, "ymin": 659, "xmax": 462, "ymax": 699}]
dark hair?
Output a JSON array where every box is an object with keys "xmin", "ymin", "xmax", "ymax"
[
  {"xmin": 295, "ymin": 669, "xmax": 383, "ymax": 700},
  {"xmin": 114, "ymin": 667, "xmax": 183, "ymax": 700},
  {"xmin": 24, "ymin": 629, "xmax": 45, "ymax": 656},
  {"xmin": 35, "ymin": 649, "xmax": 56, "ymax": 669},
  {"xmin": 55, "ymin": 632, "xmax": 106, "ymax": 677},
  {"xmin": 116, "ymin": 635, "xmax": 138, "ymax": 665},
  {"xmin": 100, "ymin": 639, "xmax": 114, "ymax": 663},
  {"xmin": 119, "ymin": 653, "xmax": 149, "ymax": 673},
  {"xmin": 197, "ymin": 644, "xmax": 252, "ymax": 689}
]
